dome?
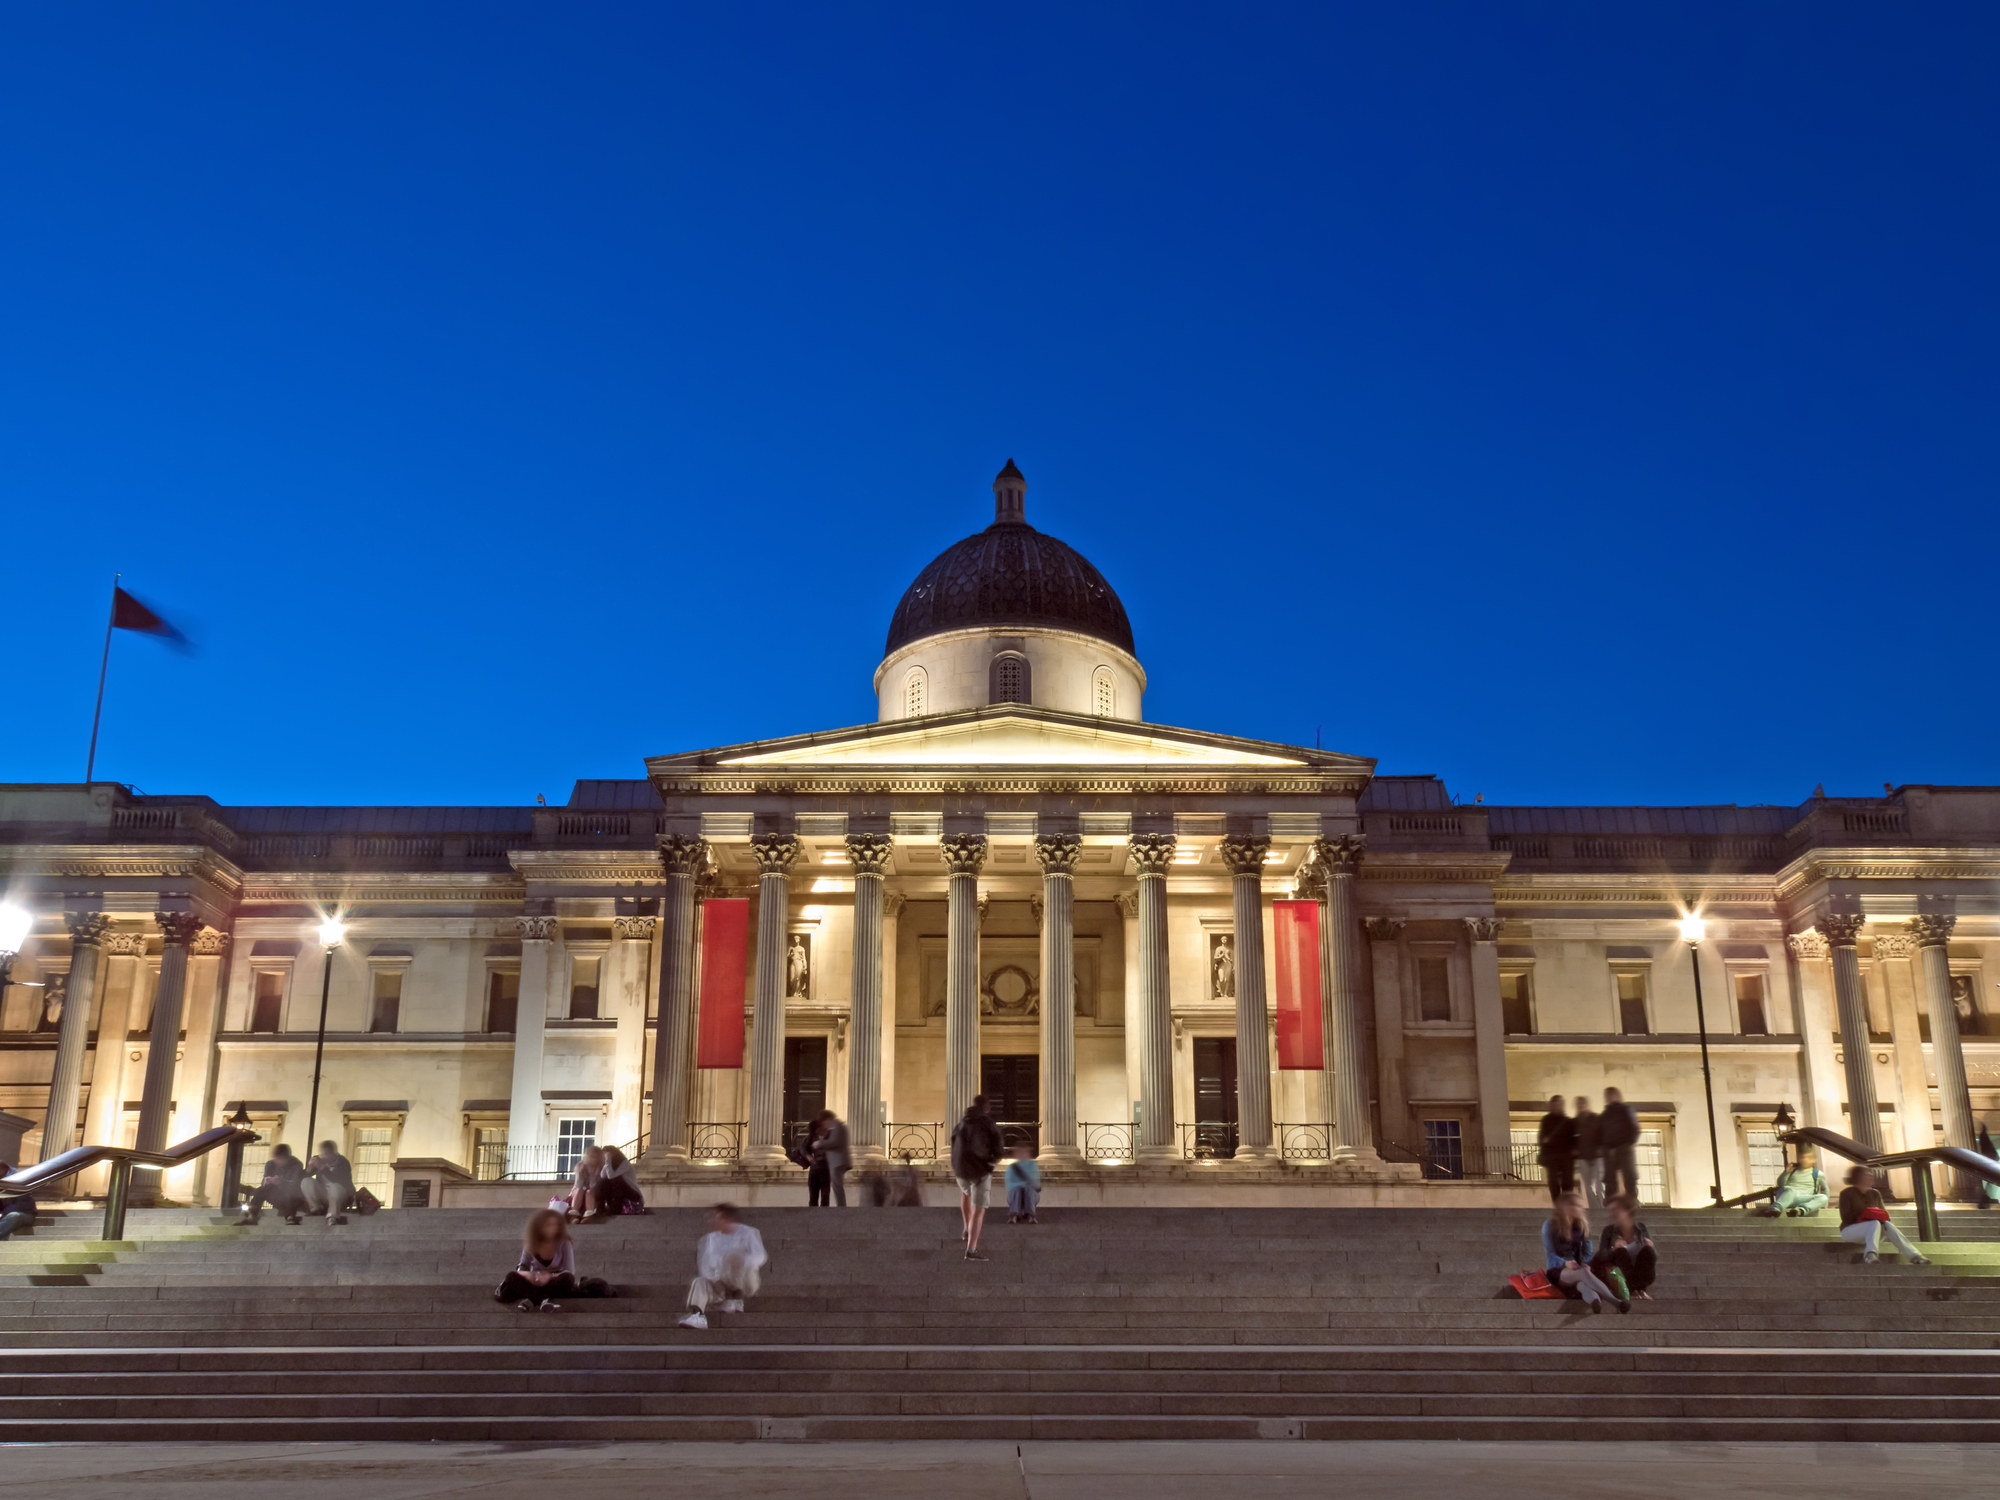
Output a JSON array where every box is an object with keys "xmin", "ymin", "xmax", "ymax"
[{"xmin": 884, "ymin": 461, "xmax": 1136, "ymax": 657}]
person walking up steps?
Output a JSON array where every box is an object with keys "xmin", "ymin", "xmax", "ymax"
[
  {"xmin": 680, "ymin": 1203, "xmax": 767, "ymax": 1330},
  {"xmin": 950, "ymin": 1093, "xmax": 1003, "ymax": 1260}
]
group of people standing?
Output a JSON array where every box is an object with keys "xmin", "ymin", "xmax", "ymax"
[{"xmin": 1537, "ymin": 1088, "xmax": 1642, "ymax": 1205}]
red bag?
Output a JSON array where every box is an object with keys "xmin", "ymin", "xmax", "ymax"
[
  {"xmin": 1860, "ymin": 1205, "xmax": 1891, "ymax": 1223},
  {"xmin": 1509, "ymin": 1271, "xmax": 1565, "ymax": 1300}
]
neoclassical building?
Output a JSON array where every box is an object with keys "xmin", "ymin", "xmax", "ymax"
[{"xmin": 2, "ymin": 462, "xmax": 1997, "ymax": 1207}]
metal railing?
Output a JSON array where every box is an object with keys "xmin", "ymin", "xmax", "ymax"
[
  {"xmin": 1080, "ymin": 1121, "xmax": 1134, "ymax": 1162},
  {"xmin": 995, "ymin": 1120, "xmax": 1040, "ymax": 1155},
  {"xmin": 1277, "ymin": 1122, "xmax": 1332, "ymax": 1161},
  {"xmin": 1180, "ymin": 1122, "xmax": 1239, "ymax": 1160},
  {"xmin": 689, "ymin": 1122, "xmax": 746, "ymax": 1161},
  {"xmin": 1782, "ymin": 1126, "xmax": 2000, "ymax": 1242},
  {"xmin": 1380, "ymin": 1138, "xmax": 1536, "ymax": 1182},
  {"xmin": 1, "ymin": 1125, "xmax": 256, "ymax": 1239},
  {"xmin": 886, "ymin": 1122, "xmax": 943, "ymax": 1163}
]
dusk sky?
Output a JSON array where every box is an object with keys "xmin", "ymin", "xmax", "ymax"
[{"xmin": 6, "ymin": 5, "xmax": 1997, "ymax": 810}]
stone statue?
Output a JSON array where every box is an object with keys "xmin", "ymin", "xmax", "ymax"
[
  {"xmin": 40, "ymin": 974, "xmax": 66, "ymax": 1031},
  {"xmin": 1212, "ymin": 934, "xmax": 1235, "ymax": 1000},
  {"xmin": 786, "ymin": 934, "xmax": 810, "ymax": 998}
]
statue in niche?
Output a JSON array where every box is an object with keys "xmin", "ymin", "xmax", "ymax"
[
  {"xmin": 1952, "ymin": 974, "xmax": 1983, "ymax": 1035},
  {"xmin": 786, "ymin": 934, "xmax": 811, "ymax": 999},
  {"xmin": 1211, "ymin": 933, "xmax": 1236, "ymax": 1000},
  {"xmin": 38, "ymin": 974, "xmax": 66, "ymax": 1032}
]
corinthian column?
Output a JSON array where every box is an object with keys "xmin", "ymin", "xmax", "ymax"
[
  {"xmin": 1220, "ymin": 836, "xmax": 1275, "ymax": 1161},
  {"xmin": 610, "ymin": 914, "xmax": 656, "ymax": 1149},
  {"xmin": 41, "ymin": 914, "xmax": 110, "ymax": 1162},
  {"xmin": 1130, "ymin": 833, "xmax": 1178, "ymax": 1161},
  {"xmin": 1820, "ymin": 913, "xmax": 1881, "ymax": 1155},
  {"xmin": 941, "ymin": 833, "xmax": 988, "ymax": 1124},
  {"xmin": 743, "ymin": 833, "xmax": 800, "ymax": 1163},
  {"xmin": 846, "ymin": 833, "xmax": 893, "ymax": 1162},
  {"xmin": 643, "ymin": 835, "xmax": 705, "ymax": 1163},
  {"xmin": 1911, "ymin": 914, "xmax": 1976, "ymax": 1193},
  {"xmin": 1036, "ymin": 834, "xmax": 1083, "ymax": 1163},
  {"xmin": 131, "ymin": 911, "xmax": 202, "ymax": 1201},
  {"xmin": 1311, "ymin": 836, "xmax": 1375, "ymax": 1161}
]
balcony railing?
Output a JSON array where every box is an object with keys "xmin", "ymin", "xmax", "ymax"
[
  {"xmin": 1080, "ymin": 1121, "xmax": 1134, "ymax": 1163},
  {"xmin": 1382, "ymin": 1138, "xmax": 1537, "ymax": 1182},
  {"xmin": 689, "ymin": 1122, "xmax": 746, "ymax": 1162},
  {"xmin": 1277, "ymin": 1122, "xmax": 1332, "ymax": 1161},
  {"xmin": 886, "ymin": 1122, "xmax": 943, "ymax": 1162},
  {"xmin": 1180, "ymin": 1122, "xmax": 1239, "ymax": 1160}
]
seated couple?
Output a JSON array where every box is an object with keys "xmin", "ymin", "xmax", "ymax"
[
  {"xmin": 565, "ymin": 1145, "xmax": 647, "ymax": 1221},
  {"xmin": 238, "ymin": 1142, "xmax": 355, "ymax": 1226},
  {"xmin": 1542, "ymin": 1192, "xmax": 1657, "ymax": 1313}
]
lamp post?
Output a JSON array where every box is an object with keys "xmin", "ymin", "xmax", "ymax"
[
  {"xmin": 219, "ymin": 1103, "xmax": 256, "ymax": 1208},
  {"xmin": 1679, "ymin": 913, "xmax": 1724, "ymax": 1203},
  {"xmin": 1772, "ymin": 1102, "xmax": 1797, "ymax": 1174},
  {"xmin": 303, "ymin": 918, "xmax": 345, "ymax": 1157},
  {"xmin": 0, "ymin": 902, "xmax": 30, "ymax": 996}
]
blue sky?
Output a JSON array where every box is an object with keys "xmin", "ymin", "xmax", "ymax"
[{"xmin": 5, "ymin": 5, "xmax": 1996, "ymax": 809}]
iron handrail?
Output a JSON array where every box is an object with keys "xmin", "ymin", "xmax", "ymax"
[
  {"xmin": 1780, "ymin": 1127, "xmax": 2000, "ymax": 1242},
  {"xmin": 0, "ymin": 1125, "xmax": 257, "ymax": 1239}
]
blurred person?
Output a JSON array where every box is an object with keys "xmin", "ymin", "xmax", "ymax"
[
  {"xmin": 1839, "ymin": 1166, "xmax": 1930, "ymax": 1266},
  {"xmin": 238, "ymin": 1143, "xmax": 306, "ymax": 1225},
  {"xmin": 680, "ymin": 1203, "xmax": 767, "ymax": 1330},
  {"xmin": 1536, "ymin": 1095, "xmax": 1575, "ymax": 1203},
  {"xmin": 1572, "ymin": 1094, "xmax": 1604, "ymax": 1210},
  {"xmin": 1543, "ymin": 1190, "xmax": 1624, "ymax": 1313},
  {"xmin": 950, "ymin": 1094, "xmax": 1003, "ymax": 1261},
  {"xmin": 300, "ymin": 1140, "xmax": 353, "ymax": 1226},
  {"xmin": 1599, "ymin": 1087, "xmax": 1642, "ymax": 1202},
  {"xmin": 1005, "ymin": 1141, "xmax": 1041, "ymax": 1224}
]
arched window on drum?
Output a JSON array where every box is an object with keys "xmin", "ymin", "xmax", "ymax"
[
  {"xmin": 1092, "ymin": 667, "xmax": 1116, "ymax": 717},
  {"xmin": 904, "ymin": 666, "xmax": 928, "ymax": 718},
  {"xmin": 990, "ymin": 652, "xmax": 1031, "ymax": 705}
]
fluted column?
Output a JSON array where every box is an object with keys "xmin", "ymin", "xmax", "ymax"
[
  {"xmin": 846, "ymin": 833, "xmax": 892, "ymax": 1162},
  {"xmin": 1820, "ymin": 913, "xmax": 1881, "ymax": 1155},
  {"xmin": 941, "ymin": 833, "xmax": 988, "ymax": 1123},
  {"xmin": 642, "ymin": 835, "xmax": 705, "ymax": 1163},
  {"xmin": 742, "ymin": 834, "xmax": 800, "ymax": 1163},
  {"xmin": 1785, "ymin": 929, "xmax": 1843, "ymax": 1131},
  {"xmin": 1313, "ymin": 835, "xmax": 1376, "ymax": 1161},
  {"xmin": 1131, "ymin": 833, "xmax": 1177, "ymax": 1161},
  {"xmin": 1912, "ymin": 914, "xmax": 1976, "ymax": 1194},
  {"xmin": 610, "ymin": 914, "xmax": 656, "ymax": 1148},
  {"xmin": 1220, "ymin": 837, "xmax": 1275, "ymax": 1161},
  {"xmin": 41, "ymin": 914, "xmax": 109, "ymax": 1162},
  {"xmin": 1464, "ymin": 917, "xmax": 1509, "ymax": 1168},
  {"xmin": 507, "ymin": 917, "xmax": 558, "ymax": 1155},
  {"xmin": 1036, "ymin": 834, "xmax": 1083, "ymax": 1162},
  {"xmin": 131, "ymin": 911, "xmax": 202, "ymax": 1200}
]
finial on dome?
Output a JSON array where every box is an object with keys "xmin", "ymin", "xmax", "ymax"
[{"xmin": 993, "ymin": 458, "xmax": 1026, "ymax": 526}]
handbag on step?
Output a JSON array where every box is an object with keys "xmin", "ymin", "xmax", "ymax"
[{"xmin": 1509, "ymin": 1270, "xmax": 1564, "ymax": 1300}]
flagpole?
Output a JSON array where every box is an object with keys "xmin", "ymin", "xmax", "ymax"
[{"xmin": 84, "ymin": 573, "xmax": 119, "ymax": 785}]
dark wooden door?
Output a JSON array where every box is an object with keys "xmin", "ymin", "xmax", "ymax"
[
  {"xmin": 783, "ymin": 1035, "xmax": 827, "ymax": 1150},
  {"xmin": 980, "ymin": 1053, "xmax": 1040, "ymax": 1153},
  {"xmin": 1192, "ymin": 1036, "xmax": 1239, "ymax": 1158}
]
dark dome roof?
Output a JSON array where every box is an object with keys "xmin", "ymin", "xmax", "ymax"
[{"xmin": 885, "ymin": 464, "xmax": 1135, "ymax": 657}]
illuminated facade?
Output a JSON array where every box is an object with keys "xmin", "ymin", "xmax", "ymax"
[{"xmin": 3, "ymin": 463, "xmax": 1998, "ymax": 1206}]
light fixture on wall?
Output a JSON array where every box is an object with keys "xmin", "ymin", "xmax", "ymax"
[{"xmin": 1679, "ymin": 911, "xmax": 1723, "ymax": 1203}]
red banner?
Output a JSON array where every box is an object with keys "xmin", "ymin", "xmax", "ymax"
[
  {"xmin": 695, "ymin": 898, "xmax": 748, "ymax": 1068},
  {"xmin": 1272, "ymin": 899, "xmax": 1324, "ymax": 1070}
]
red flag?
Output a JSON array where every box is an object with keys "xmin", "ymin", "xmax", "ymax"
[
  {"xmin": 111, "ymin": 587, "xmax": 189, "ymax": 647},
  {"xmin": 1272, "ymin": 899, "xmax": 1324, "ymax": 1069},
  {"xmin": 695, "ymin": 899, "xmax": 749, "ymax": 1068}
]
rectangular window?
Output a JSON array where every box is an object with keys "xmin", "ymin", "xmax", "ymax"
[
  {"xmin": 350, "ymin": 1125, "xmax": 395, "ymax": 1200},
  {"xmin": 487, "ymin": 971, "xmax": 519, "ymax": 1033},
  {"xmin": 569, "ymin": 956, "xmax": 601, "ymax": 1019},
  {"xmin": 555, "ymin": 1117, "xmax": 597, "ymax": 1178},
  {"xmin": 1636, "ymin": 1126, "xmax": 1669, "ymax": 1202},
  {"xmin": 1616, "ymin": 972, "xmax": 1649, "ymax": 1035},
  {"xmin": 369, "ymin": 971, "xmax": 402, "ymax": 1034},
  {"xmin": 1421, "ymin": 1118, "xmax": 1464, "ymax": 1180},
  {"xmin": 472, "ymin": 1125, "xmax": 508, "ymax": 1181},
  {"xmin": 1743, "ymin": 1126, "xmax": 1784, "ymax": 1187},
  {"xmin": 1734, "ymin": 973, "xmax": 1768, "ymax": 1036},
  {"xmin": 251, "ymin": 971, "xmax": 285, "ymax": 1033},
  {"xmin": 1416, "ymin": 957, "xmax": 1451, "ymax": 1022},
  {"xmin": 1500, "ymin": 972, "xmax": 1534, "ymax": 1034}
]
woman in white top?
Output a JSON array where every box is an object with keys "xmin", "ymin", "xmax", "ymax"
[{"xmin": 566, "ymin": 1146, "xmax": 605, "ymax": 1221}]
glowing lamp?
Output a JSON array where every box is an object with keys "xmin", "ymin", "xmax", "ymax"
[
  {"xmin": 0, "ymin": 903, "xmax": 31, "ymax": 956},
  {"xmin": 317, "ymin": 917, "xmax": 347, "ymax": 949},
  {"xmin": 1677, "ymin": 914, "xmax": 1707, "ymax": 946}
]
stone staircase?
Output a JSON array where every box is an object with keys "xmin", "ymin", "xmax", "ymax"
[{"xmin": 2, "ymin": 1203, "xmax": 1999, "ymax": 1440}]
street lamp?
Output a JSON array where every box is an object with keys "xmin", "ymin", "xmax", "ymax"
[
  {"xmin": 304, "ymin": 917, "xmax": 346, "ymax": 1157},
  {"xmin": 1679, "ymin": 913, "xmax": 1724, "ymax": 1203},
  {"xmin": 1772, "ymin": 1101, "xmax": 1798, "ymax": 1173}
]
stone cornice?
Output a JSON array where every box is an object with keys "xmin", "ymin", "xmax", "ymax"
[
  {"xmin": 239, "ymin": 871, "xmax": 526, "ymax": 906},
  {"xmin": 1495, "ymin": 872, "xmax": 1777, "ymax": 908},
  {"xmin": 1360, "ymin": 850, "xmax": 1513, "ymax": 885},
  {"xmin": 1774, "ymin": 846, "xmax": 2000, "ymax": 901},
  {"xmin": 0, "ymin": 843, "xmax": 243, "ymax": 897},
  {"xmin": 506, "ymin": 850, "xmax": 665, "ymax": 886},
  {"xmin": 650, "ymin": 769, "xmax": 1365, "ymax": 797}
]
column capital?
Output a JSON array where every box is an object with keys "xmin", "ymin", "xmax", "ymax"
[
  {"xmin": 1114, "ymin": 891, "xmax": 1140, "ymax": 919},
  {"xmin": 940, "ymin": 832, "xmax": 988, "ymax": 875},
  {"xmin": 750, "ymin": 833, "xmax": 802, "ymax": 875},
  {"xmin": 155, "ymin": 911, "xmax": 204, "ymax": 948},
  {"xmin": 1363, "ymin": 917, "xmax": 1406, "ymax": 942},
  {"xmin": 1909, "ymin": 913, "xmax": 1958, "ymax": 947},
  {"xmin": 1311, "ymin": 834, "xmax": 1366, "ymax": 878},
  {"xmin": 882, "ymin": 890, "xmax": 908, "ymax": 919},
  {"xmin": 1292, "ymin": 863, "xmax": 1327, "ymax": 901},
  {"xmin": 516, "ymin": 915, "xmax": 559, "ymax": 942},
  {"xmin": 1463, "ymin": 916, "xmax": 1503, "ymax": 943},
  {"xmin": 102, "ymin": 930, "xmax": 148, "ymax": 957},
  {"xmin": 67, "ymin": 913, "xmax": 113, "ymax": 948},
  {"xmin": 846, "ymin": 832, "xmax": 894, "ymax": 876},
  {"xmin": 1870, "ymin": 930, "xmax": 1916, "ymax": 960},
  {"xmin": 1128, "ymin": 832, "xmax": 1176, "ymax": 877},
  {"xmin": 1035, "ymin": 833, "xmax": 1083, "ymax": 876},
  {"xmin": 614, "ymin": 915, "xmax": 658, "ymax": 941},
  {"xmin": 658, "ymin": 833, "xmax": 709, "ymax": 877},
  {"xmin": 1817, "ymin": 913, "xmax": 1867, "ymax": 948},
  {"xmin": 190, "ymin": 927, "xmax": 230, "ymax": 957},
  {"xmin": 1218, "ymin": 835, "xmax": 1271, "ymax": 876},
  {"xmin": 1786, "ymin": 929, "xmax": 1829, "ymax": 962}
]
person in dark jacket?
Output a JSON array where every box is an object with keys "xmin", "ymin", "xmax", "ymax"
[
  {"xmin": 239, "ymin": 1143, "xmax": 306, "ymax": 1225},
  {"xmin": 949, "ymin": 1094, "xmax": 1003, "ymax": 1261},
  {"xmin": 0, "ymin": 1168, "xmax": 34, "ymax": 1240},
  {"xmin": 1591, "ymin": 1193, "xmax": 1657, "ymax": 1300},
  {"xmin": 810, "ymin": 1111, "xmax": 850, "ymax": 1208},
  {"xmin": 1536, "ymin": 1096, "xmax": 1575, "ymax": 1202},
  {"xmin": 1572, "ymin": 1095, "xmax": 1605, "ymax": 1209},
  {"xmin": 1599, "ymin": 1087, "xmax": 1642, "ymax": 1202}
]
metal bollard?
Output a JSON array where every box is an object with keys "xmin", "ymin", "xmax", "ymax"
[{"xmin": 102, "ymin": 1159, "xmax": 132, "ymax": 1242}]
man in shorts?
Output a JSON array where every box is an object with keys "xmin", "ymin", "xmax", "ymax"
[{"xmin": 949, "ymin": 1093, "xmax": 1003, "ymax": 1262}]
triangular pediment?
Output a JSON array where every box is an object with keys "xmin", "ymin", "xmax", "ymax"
[{"xmin": 649, "ymin": 706, "xmax": 1369, "ymax": 774}]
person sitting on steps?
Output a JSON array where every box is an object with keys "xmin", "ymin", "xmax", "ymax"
[
  {"xmin": 1005, "ymin": 1141, "xmax": 1041, "ymax": 1224},
  {"xmin": 1591, "ymin": 1193, "xmax": 1657, "ymax": 1301},
  {"xmin": 300, "ymin": 1140, "xmax": 352, "ymax": 1227},
  {"xmin": 1838, "ymin": 1165, "xmax": 1931, "ymax": 1266},
  {"xmin": 238, "ymin": 1143, "xmax": 306, "ymax": 1225},
  {"xmin": 1542, "ymin": 1189, "xmax": 1627, "ymax": 1313},
  {"xmin": 566, "ymin": 1145, "xmax": 605, "ymax": 1221},
  {"xmin": 496, "ymin": 1208, "xmax": 580, "ymax": 1312},
  {"xmin": 591, "ymin": 1146, "xmax": 646, "ymax": 1217},
  {"xmin": 1759, "ymin": 1145, "xmax": 1829, "ymax": 1217},
  {"xmin": 680, "ymin": 1203, "xmax": 767, "ymax": 1331}
]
